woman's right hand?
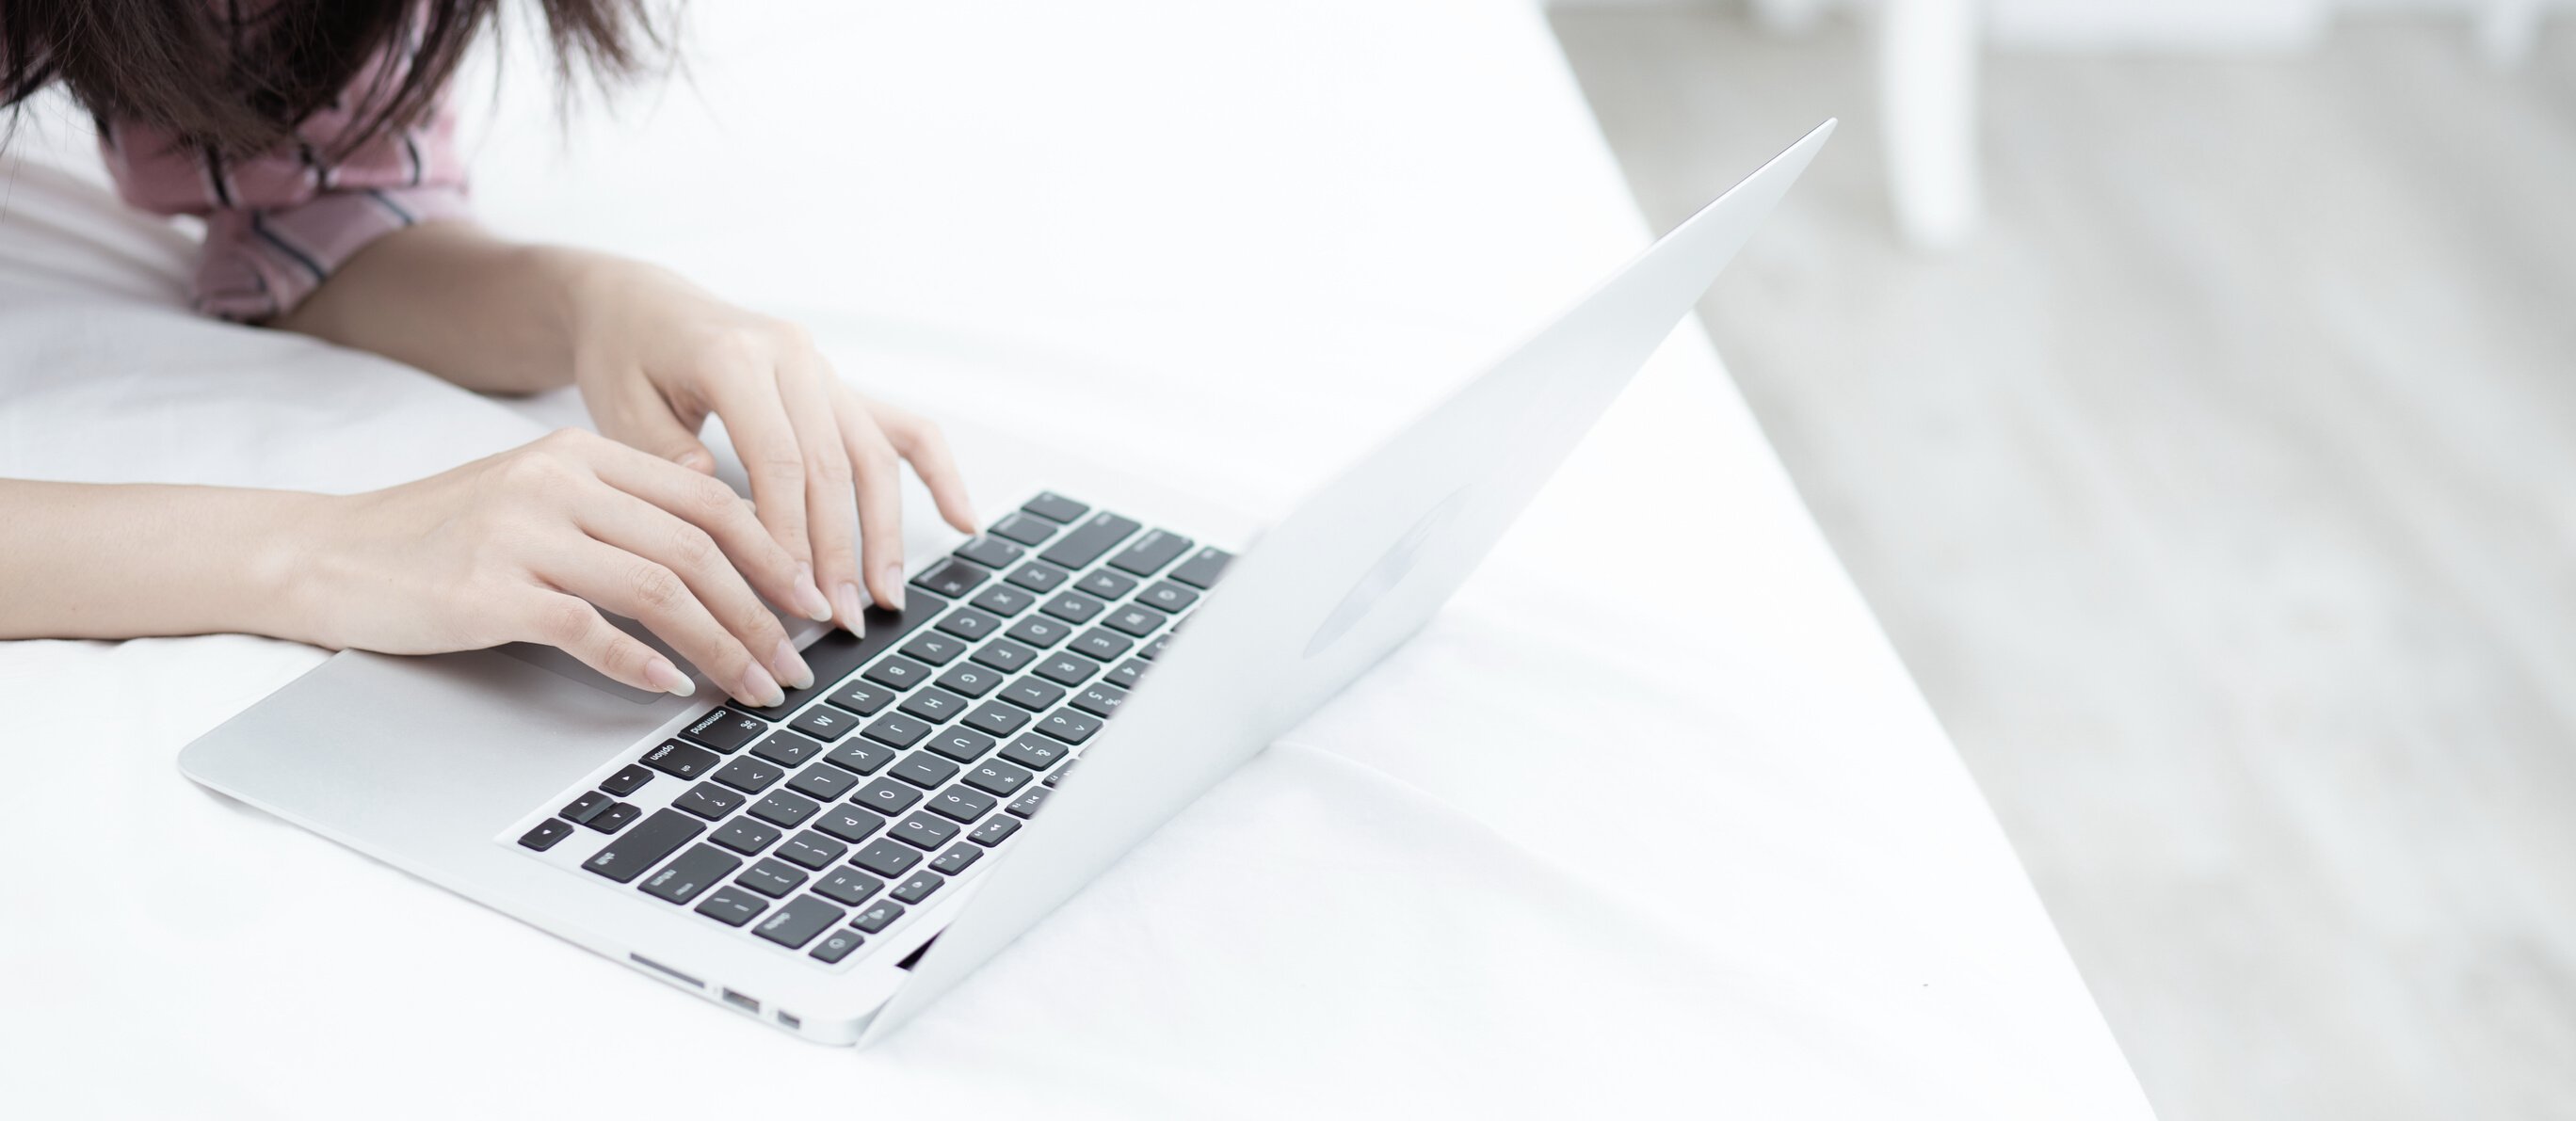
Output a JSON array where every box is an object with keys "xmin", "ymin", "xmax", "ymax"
[{"xmin": 285, "ymin": 427, "xmax": 835, "ymax": 707}]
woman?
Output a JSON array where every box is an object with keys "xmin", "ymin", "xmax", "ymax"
[{"xmin": 0, "ymin": 0, "xmax": 975, "ymax": 708}]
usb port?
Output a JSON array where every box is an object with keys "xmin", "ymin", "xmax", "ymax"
[
  {"xmin": 721, "ymin": 988, "xmax": 759, "ymax": 1014},
  {"xmin": 777, "ymin": 1010, "xmax": 802, "ymax": 1030}
]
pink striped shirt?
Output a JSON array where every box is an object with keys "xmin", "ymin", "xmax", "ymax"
[{"xmin": 92, "ymin": 12, "xmax": 469, "ymax": 322}]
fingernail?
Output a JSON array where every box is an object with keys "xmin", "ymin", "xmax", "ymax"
[
  {"xmin": 771, "ymin": 637, "xmax": 814, "ymax": 690},
  {"xmin": 879, "ymin": 566, "xmax": 907, "ymax": 612},
  {"xmin": 794, "ymin": 565, "xmax": 832, "ymax": 621},
  {"xmin": 835, "ymin": 583, "xmax": 867, "ymax": 635},
  {"xmin": 644, "ymin": 658, "xmax": 694, "ymax": 697},
  {"xmin": 737, "ymin": 663, "xmax": 783, "ymax": 709}
]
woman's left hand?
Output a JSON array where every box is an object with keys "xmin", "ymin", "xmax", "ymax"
[{"xmin": 562, "ymin": 262, "xmax": 978, "ymax": 633}]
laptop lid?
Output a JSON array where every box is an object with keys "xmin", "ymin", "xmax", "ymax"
[{"xmin": 861, "ymin": 120, "xmax": 1835, "ymax": 1044}]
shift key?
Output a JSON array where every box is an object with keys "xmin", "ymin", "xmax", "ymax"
[{"xmin": 583, "ymin": 809, "xmax": 706, "ymax": 884}]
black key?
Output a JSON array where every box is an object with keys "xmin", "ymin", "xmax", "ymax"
[
  {"xmin": 1020, "ymin": 491, "xmax": 1090, "ymax": 523},
  {"xmin": 749, "ymin": 729, "xmax": 826, "ymax": 768},
  {"xmin": 963, "ymin": 698, "xmax": 1036, "ymax": 736},
  {"xmin": 560, "ymin": 791, "xmax": 613, "ymax": 825},
  {"xmin": 1004, "ymin": 615, "xmax": 1071, "ymax": 649},
  {"xmin": 1033, "ymin": 652, "xmax": 1099, "ymax": 688},
  {"xmin": 1043, "ymin": 760, "xmax": 1075, "ymax": 787},
  {"xmin": 824, "ymin": 681, "xmax": 897, "ymax": 717},
  {"xmin": 855, "ymin": 777, "xmax": 923, "ymax": 816},
  {"xmin": 899, "ymin": 631, "xmax": 968, "ymax": 666},
  {"xmin": 1038, "ymin": 511, "xmax": 1142, "ymax": 569},
  {"xmin": 1108, "ymin": 658, "xmax": 1149, "ymax": 688},
  {"xmin": 736, "ymin": 857, "xmax": 810, "ymax": 899},
  {"xmin": 890, "ymin": 871, "xmax": 946, "ymax": 905},
  {"xmin": 824, "ymin": 740, "xmax": 896, "ymax": 776},
  {"xmin": 911, "ymin": 558, "xmax": 990, "ymax": 600},
  {"xmin": 810, "ymin": 928, "xmax": 866, "ymax": 964},
  {"xmin": 898, "ymin": 686, "xmax": 971, "ymax": 724},
  {"xmin": 968, "ymin": 814, "xmax": 1022, "ymax": 847},
  {"xmin": 1040, "ymin": 591, "xmax": 1107, "ymax": 626},
  {"xmin": 935, "ymin": 662, "xmax": 1005, "ymax": 698},
  {"xmin": 935, "ymin": 607, "xmax": 1003, "ymax": 642},
  {"xmin": 971, "ymin": 638, "xmax": 1038, "ymax": 672},
  {"xmin": 713, "ymin": 756, "xmax": 784, "ymax": 794},
  {"xmin": 785, "ymin": 761, "xmax": 861, "ymax": 801},
  {"xmin": 998, "ymin": 735, "xmax": 1067, "ymax": 771},
  {"xmin": 640, "ymin": 844, "xmax": 740, "ymax": 905},
  {"xmin": 998, "ymin": 676, "xmax": 1067, "ymax": 712},
  {"xmin": 850, "ymin": 898, "xmax": 906, "ymax": 933},
  {"xmin": 777, "ymin": 829, "xmax": 847, "ymax": 870},
  {"xmin": 713, "ymin": 816, "xmax": 783, "ymax": 856},
  {"xmin": 748, "ymin": 789, "xmax": 821, "ymax": 829},
  {"xmin": 925, "ymin": 728, "xmax": 997, "ymax": 765},
  {"xmin": 1005, "ymin": 561, "xmax": 1071, "ymax": 595},
  {"xmin": 989, "ymin": 512, "xmax": 1058, "ymax": 547},
  {"xmin": 1006, "ymin": 786, "xmax": 1050, "ymax": 818},
  {"xmin": 1107, "ymin": 529, "xmax": 1192, "ymax": 577},
  {"xmin": 1167, "ymin": 546, "xmax": 1234, "ymax": 589},
  {"xmin": 1139, "ymin": 633, "xmax": 1172, "ymax": 662},
  {"xmin": 953, "ymin": 535, "xmax": 1024, "ymax": 570},
  {"xmin": 1067, "ymin": 628, "xmax": 1132, "ymax": 664},
  {"xmin": 588, "ymin": 802, "xmax": 641, "ymax": 832},
  {"xmin": 1137, "ymin": 580, "xmax": 1199, "ymax": 613},
  {"xmin": 582, "ymin": 809, "xmax": 704, "ymax": 883},
  {"xmin": 971, "ymin": 585, "xmax": 1037, "ymax": 617},
  {"xmin": 599, "ymin": 763, "xmax": 655, "ymax": 797},
  {"xmin": 862, "ymin": 655, "xmax": 933, "ymax": 691},
  {"xmin": 745, "ymin": 598, "xmax": 951, "ymax": 722},
  {"xmin": 518, "ymin": 819, "xmax": 573, "ymax": 851},
  {"xmin": 965, "ymin": 758, "xmax": 1037, "ymax": 797},
  {"xmin": 852, "ymin": 838, "xmax": 925, "ymax": 878},
  {"xmin": 1103, "ymin": 605, "xmax": 1164, "ymax": 638},
  {"xmin": 1071, "ymin": 681, "xmax": 1128, "ymax": 719},
  {"xmin": 640, "ymin": 739, "xmax": 720, "ymax": 781},
  {"xmin": 813, "ymin": 804, "xmax": 890, "ymax": 843},
  {"xmin": 680, "ymin": 708, "xmax": 767, "ymax": 753},
  {"xmin": 675, "ymin": 782, "xmax": 745, "ymax": 820},
  {"xmin": 930, "ymin": 841, "xmax": 983, "ymax": 875},
  {"xmin": 693, "ymin": 886, "xmax": 767, "ymax": 927},
  {"xmin": 754, "ymin": 895, "xmax": 845, "ymax": 949},
  {"xmin": 1075, "ymin": 569, "xmax": 1137, "ymax": 600},
  {"xmin": 891, "ymin": 811, "xmax": 961, "ymax": 851},
  {"xmin": 928, "ymin": 784, "xmax": 998, "ymax": 823},
  {"xmin": 789, "ymin": 706, "xmax": 859, "ymax": 743},
  {"xmin": 891, "ymin": 752, "xmax": 960, "ymax": 790},
  {"xmin": 1035, "ymin": 708, "xmax": 1102, "ymax": 745},
  {"xmin": 861, "ymin": 713, "xmax": 932, "ymax": 749},
  {"xmin": 812, "ymin": 867, "xmax": 886, "ymax": 906}
]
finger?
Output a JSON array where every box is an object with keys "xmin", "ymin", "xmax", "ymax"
[
  {"xmin": 578, "ymin": 437, "xmax": 832, "ymax": 622},
  {"xmin": 836, "ymin": 398, "xmax": 912, "ymax": 617},
  {"xmin": 576, "ymin": 488, "xmax": 814, "ymax": 693},
  {"xmin": 872, "ymin": 399, "xmax": 978, "ymax": 534},
  {"xmin": 522, "ymin": 590, "xmax": 694, "ymax": 697},
  {"xmin": 781, "ymin": 357, "xmax": 870, "ymax": 632},
  {"xmin": 592, "ymin": 375, "xmax": 716, "ymax": 474},
  {"xmin": 542, "ymin": 536, "xmax": 784, "ymax": 708},
  {"xmin": 699, "ymin": 351, "xmax": 812, "ymax": 571}
]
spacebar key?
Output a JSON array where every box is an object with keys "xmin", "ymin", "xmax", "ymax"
[
  {"xmin": 747, "ymin": 597, "xmax": 950, "ymax": 721},
  {"xmin": 582, "ymin": 809, "xmax": 705, "ymax": 883}
]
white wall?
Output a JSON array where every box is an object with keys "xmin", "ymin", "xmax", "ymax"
[{"xmin": 1546, "ymin": 0, "xmax": 2567, "ymax": 56}]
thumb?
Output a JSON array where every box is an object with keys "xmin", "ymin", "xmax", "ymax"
[{"xmin": 596, "ymin": 381, "xmax": 716, "ymax": 474}]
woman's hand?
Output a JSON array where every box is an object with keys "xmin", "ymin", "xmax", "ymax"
[
  {"xmin": 562, "ymin": 261, "xmax": 978, "ymax": 633},
  {"xmin": 289, "ymin": 428, "xmax": 838, "ymax": 707}
]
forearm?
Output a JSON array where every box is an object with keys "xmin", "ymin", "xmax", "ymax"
[
  {"xmin": 278, "ymin": 221, "xmax": 619, "ymax": 395},
  {"xmin": 0, "ymin": 480, "xmax": 329, "ymax": 642}
]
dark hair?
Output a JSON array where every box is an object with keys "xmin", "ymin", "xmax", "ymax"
[{"xmin": 2, "ymin": 0, "xmax": 658, "ymax": 156}]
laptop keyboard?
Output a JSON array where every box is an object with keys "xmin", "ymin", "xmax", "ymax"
[{"xmin": 508, "ymin": 491, "xmax": 1230, "ymax": 968}]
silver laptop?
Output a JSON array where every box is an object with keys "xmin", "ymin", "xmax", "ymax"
[{"xmin": 178, "ymin": 120, "xmax": 1832, "ymax": 1046}]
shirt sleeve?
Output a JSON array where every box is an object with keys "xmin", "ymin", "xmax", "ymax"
[{"xmin": 95, "ymin": 82, "xmax": 471, "ymax": 323}]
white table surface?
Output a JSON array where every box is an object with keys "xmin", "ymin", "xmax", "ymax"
[{"xmin": 0, "ymin": 2, "xmax": 2152, "ymax": 1116}]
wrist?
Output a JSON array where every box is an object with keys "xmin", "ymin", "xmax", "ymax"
[{"xmin": 232, "ymin": 488, "xmax": 356, "ymax": 648}]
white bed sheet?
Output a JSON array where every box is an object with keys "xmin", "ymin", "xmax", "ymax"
[{"xmin": 0, "ymin": 3, "xmax": 2152, "ymax": 1116}]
